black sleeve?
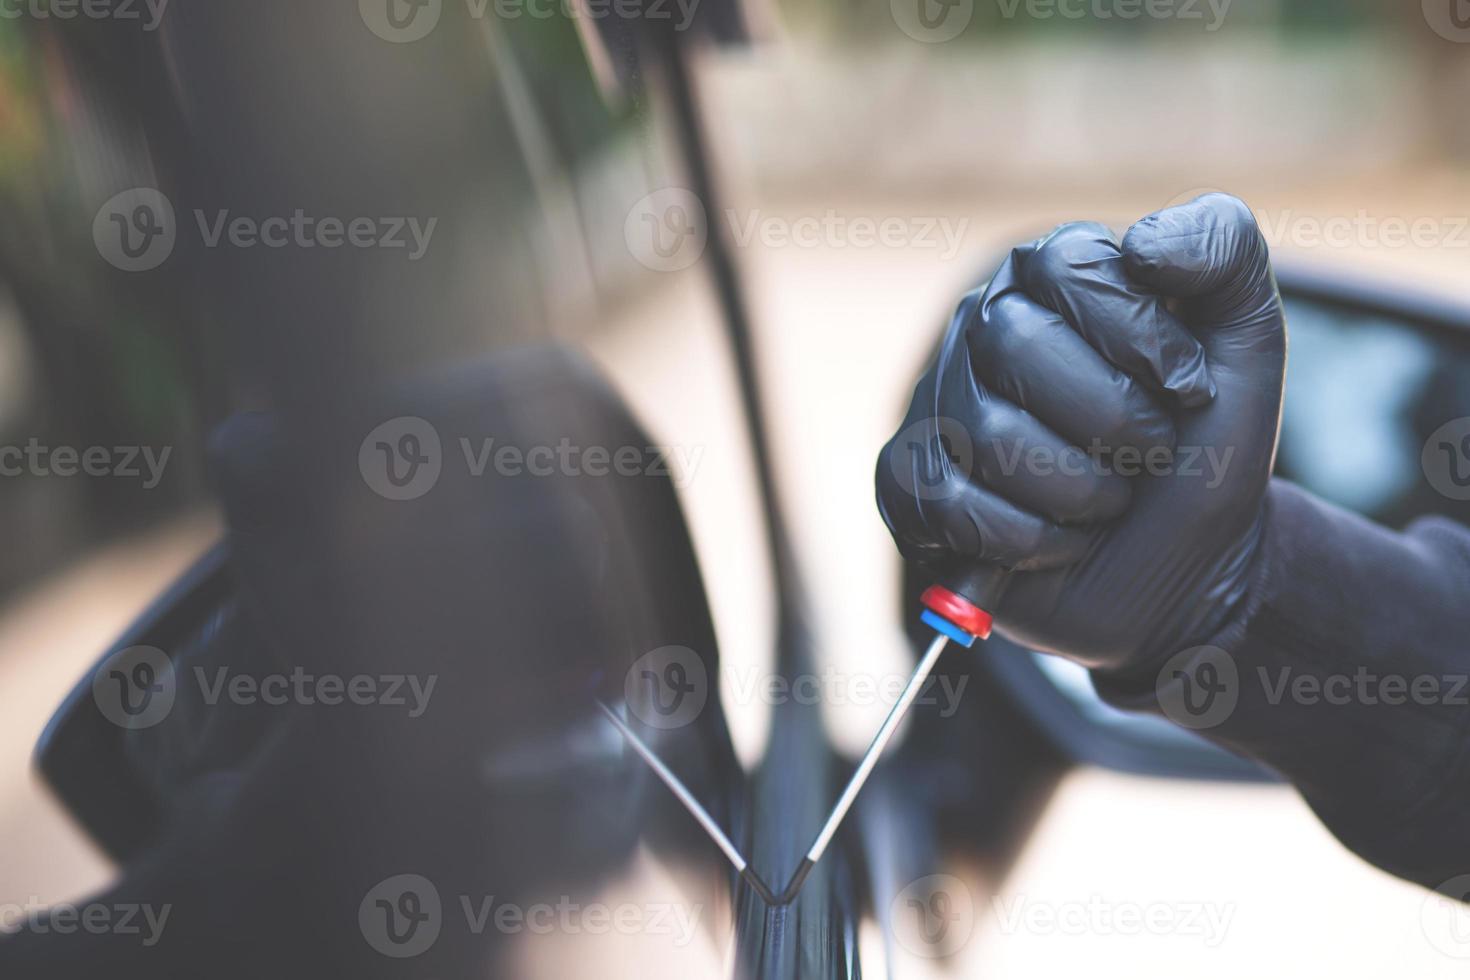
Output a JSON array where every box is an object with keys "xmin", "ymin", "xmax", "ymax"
[{"xmin": 1095, "ymin": 478, "xmax": 1470, "ymax": 891}]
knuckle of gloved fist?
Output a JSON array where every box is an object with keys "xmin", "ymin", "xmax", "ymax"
[
  {"xmin": 878, "ymin": 429, "xmax": 976, "ymax": 511},
  {"xmin": 950, "ymin": 504, "xmax": 1024, "ymax": 565},
  {"xmin": 1062, "ymin": 462, "xmax": 1132, "ymax": 523},
  {"xmin": 1123, "ymin": 198, "xmax": 1229, "ymax": 285},
  {"xmin": 1027, "ymin": 221, "xmax": 1117, "ymax": 287},
  {"xmin": 950, "ymin": 287, "xmax": 985, "ymax": 327},
  {"xmin": 1108, "ymin": 383, "xmax": 1177, "ymax": 454},
  {"xmin": 970, "ymin": 292, "xmax": 1041, "ymax": 360},
  {"xmin": 893, "ymin": 532, "xmax": 943, "ymax": 564},
  {"xmin": 996, "ymin": 520, "xmax": 1046, "ymax": 565},
  {"xmin": 932, "ymin": 501, "xmax": 989, "ymax": 558},
  {"xmin": 973, "ymin": 415, "xmax": 1132, "ymax": 524},
  {"xmin": 969, "ymin": 402, "xmax": 1025, "ymax": 454},
  {"xmin": 1200, "ymin": 192, "xmax": 1267, "ymax": 259},
  {"xmin": 993, "ymin": 479, "xmax": 1117, "ymax": 525},
  {"xmin": 1197, "ymin": 191, "xmax": 1256, "ymax": 229},
  {"xmin": 972, "ymin": 292, "xmax": 1178, "ymax": 456}
]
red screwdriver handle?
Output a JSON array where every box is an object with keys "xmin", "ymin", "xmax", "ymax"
[{"xmin": 921, "ymin": 564, "xmax": 1008, "ymax": 641}]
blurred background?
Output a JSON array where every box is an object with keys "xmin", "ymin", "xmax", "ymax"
[{"xmin": 0, "ymin": 0, "xmax": 1468, "ymax": 976}]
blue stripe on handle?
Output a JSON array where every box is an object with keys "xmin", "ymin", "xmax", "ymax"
[{"xmin": 921, "ymin": 608, "xmax": 976, "ymax": 648}]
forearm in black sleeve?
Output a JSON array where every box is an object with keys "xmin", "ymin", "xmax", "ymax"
[{"xmin": 1096, "ymin": 478, "xmax": 1470, "ymax": 890}]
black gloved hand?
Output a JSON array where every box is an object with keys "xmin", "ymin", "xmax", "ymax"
[{"xmin": 876, "ymin": 193, "xmax": 1286, "ymax": 674}]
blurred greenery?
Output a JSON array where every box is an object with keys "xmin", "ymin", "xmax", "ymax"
[
  {"xmin": 498, "ymin": 12, "xmax": 639, "ymax": 164},
  {"xmin": 0, "ymin": 24, "xmax": 47, "ymax": 190},
  {"xmin": 778, "ymin": 0, "xmax": 1399, "ymax": 43}
]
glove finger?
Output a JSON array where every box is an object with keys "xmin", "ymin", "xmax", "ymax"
[
  {"xmin": 1017, "ymin": 221, "xmax": 1216, "ymax": 408},
  {"xmin": 1121, "ymin": 191, "xmax": 1282, "ymax": 340},
  {"xmin": 968, "ymin": 281, "xmax": 1176, "ymax": 455},
  {"xmin": 891, "ymin": 289, "xmax": 1132, "ymax": 526},
  {"xmin": 876, "ymin": 451, "xmax": 1095, "ymax": 570},
  {"xmin": 969, "ymin": 397, "xmax": 1132, "ymax": 525},
  {"xmin": 876, "ymin": 283, "xmax": 1120, "ymax": 574},
  {"xmin": 1120, "ymin": 192, "xmax": 1287, "ymax": 507}
]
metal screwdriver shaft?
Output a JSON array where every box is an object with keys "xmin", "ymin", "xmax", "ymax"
[
  {"xmin": 772, "ymin": 571, "xmax": 1006, "ymax": 900},
  {"xmin": 775, "ymin": 630, "xmax": 952, "ymax": 902},
  {"xmin": 595, "ymin": 569, "xmax": 1002, "ymax": 907},
  {"xmin": 595, "ymin": 700, "xmax": 780, "ymax": 904}
]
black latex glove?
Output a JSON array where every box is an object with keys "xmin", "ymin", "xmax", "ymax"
[{"xmin": 877, "ymin": 193, "xmax": 1287, "ymax": 674}]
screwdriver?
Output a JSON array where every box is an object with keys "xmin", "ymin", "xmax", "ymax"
[
  {"xmin": 597, "ymin": 563, "xmax": 1008, "ymax": 906},
  {"xmin": 917, "ymin": 564, "xmax": 1006, "ymax": 650},
  {"xmin": 774, "ymin": 563, "xmax": 1008, "ymax": 900}
]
